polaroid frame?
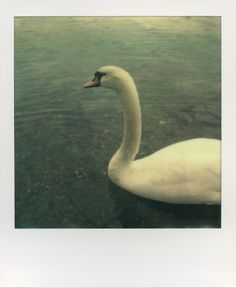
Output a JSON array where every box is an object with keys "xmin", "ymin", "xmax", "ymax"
[{"xmin": 0, "ymin": 0, "xmax": 236, "ymax": 287}]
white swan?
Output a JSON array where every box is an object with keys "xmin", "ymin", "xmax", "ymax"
[{"xmin": 83, "ymin": 66, "xmax": 221, "ymax": 204}]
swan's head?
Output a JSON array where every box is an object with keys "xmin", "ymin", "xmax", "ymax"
[{"xmin": 83, "ymin": 66, "xmax": 132, "ymax": 91}]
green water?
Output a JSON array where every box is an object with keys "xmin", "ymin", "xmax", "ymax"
[{"xmin": 15, "ymin": 17, "xmax": 221, "ymax": 228}]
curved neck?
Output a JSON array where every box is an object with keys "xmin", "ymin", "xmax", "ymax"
[{"xmin": 115, "ymin": 77, "xmax": 141, "ymax": 163}]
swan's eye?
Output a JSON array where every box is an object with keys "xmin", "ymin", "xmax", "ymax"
[{"xmin": 93, "ymin": 71, "xmax": 106, "ymax": 81}]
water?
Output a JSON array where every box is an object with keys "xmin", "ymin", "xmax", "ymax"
[{"xmin": 15, "ymin": 17, "xmax": 221, "ymax": 228}]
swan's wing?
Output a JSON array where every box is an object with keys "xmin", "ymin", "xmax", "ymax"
[{"xmin": 126, "ymin": 138, "xmax": 221, "ymax": 203}]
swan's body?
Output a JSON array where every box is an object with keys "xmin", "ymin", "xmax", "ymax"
[{"xmin": 84, "ymin": 66, "xmax": 221, "ymax": 204}]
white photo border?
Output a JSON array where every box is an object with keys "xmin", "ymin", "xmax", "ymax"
[{"xmin": 1, "ymin": 0, "xmax": 236, "ymax": 287}]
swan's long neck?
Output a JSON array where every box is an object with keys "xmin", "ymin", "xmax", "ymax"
[{"xmin": 113, "ymin": 75, "xmax": 141, "ymax": 164}]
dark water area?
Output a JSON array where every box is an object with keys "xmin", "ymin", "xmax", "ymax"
[{"xmin": 15, "ymin": 17, "xmax": 221, "ymax": 228}]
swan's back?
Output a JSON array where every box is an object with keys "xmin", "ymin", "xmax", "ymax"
[{"xmin": 122, "ymin": 138, "xmax": 221, "ymax": 204}]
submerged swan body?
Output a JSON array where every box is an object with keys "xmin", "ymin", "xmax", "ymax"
[{"xmin": 84, "ymin": 66, "xmax": 221, "ymax": 204}]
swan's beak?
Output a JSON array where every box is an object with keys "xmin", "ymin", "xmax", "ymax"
[{"xmin": 83, "ymin": 78, "xmax": 100, "ymax": 89}]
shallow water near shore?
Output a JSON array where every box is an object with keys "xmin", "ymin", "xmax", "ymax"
[{"xmin": 15, "ymin": 16, "xmax": 221, "ymax": 228}]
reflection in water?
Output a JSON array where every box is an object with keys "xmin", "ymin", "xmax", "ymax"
[
  {"xmin": 108, "ymin": 181, "xmax": 221, "ymax": 228},
  {"xmin": 15, "ymin": 17, "xmax": 221, "ymax": 228}
]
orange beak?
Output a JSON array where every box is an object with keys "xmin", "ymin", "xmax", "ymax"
[{"xmin": 83, "ymin": 78, "xmax": 100, "ymax": 89}]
